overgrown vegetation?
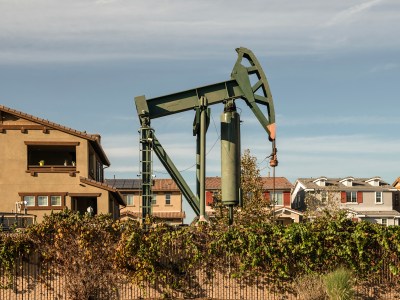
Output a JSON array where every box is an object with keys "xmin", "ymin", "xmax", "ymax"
[
  {"xmin": 1, "ymin": 210, "xmax": 400, "ymax": 298},
  {"xmin": 1, "ymin": 151, "xmax": 400, "ymax": 298}
]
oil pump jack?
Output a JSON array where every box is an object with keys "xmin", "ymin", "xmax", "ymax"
[{"xmin": 134, "ymin": 47, "xmax": 277, "ymax": 225}]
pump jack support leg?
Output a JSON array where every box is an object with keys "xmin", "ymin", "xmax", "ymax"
[
  {"xmin": 198, "ymin": 96, "xmax": 208, "ymax": 222},
  {"xmin": 140, "ymin": 126, "xmax": 153, "ymax": 226}
]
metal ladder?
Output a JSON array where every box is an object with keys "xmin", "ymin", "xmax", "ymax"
[{"xmin": 139, "ymin": 126, "xmax": 153, "ymax": 225}]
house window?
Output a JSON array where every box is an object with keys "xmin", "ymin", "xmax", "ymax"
[
  {"xmin": 381, "ymin": 218, "xmax": 387, "ymax": 226},
  {"xmin": 88, "ymin": 148, "xmax": 104, "ymax": 182},
  {"xmin": 51, "ymin": 196, "xmax": 62, "ymax": 206},
  {"xmin": 321, "ymin": 191, "xmax": 327, "ymax": 203},
  {"xmin": 346, "ymin": 191, "xmax": 357, "ymax": 203},
  {"xmin": 125, "ymin": 194, "xmax": 134, "ymax": 206},
  {"xmin": 270, "ymin": 191, "xmax": 283, "ymax": 205},
  {"xmin": 96, "ymin": 161, "xmax": 103, "ymax": 182},
  {"xmin": 24, "ymin": 196, "xmax": 35, "ymax": 206},
  {"xmin": 151, "ymin": 194, "xmax": 157, "ymax": 205},
  {"xmin": 165, "ymin": 194, "xmax": 171, "ymax": 205},
  {"xmin": 395, "ymin": 194, "xmax": 399, "ymax": 207},
  {"xmin": 375, "ymin": 192, "xmax": 383, "ymax": 204},
  {"xmin": 26, "ymin": 143, "xmax": 77, "ymax": 168},
  {"xmin": 38, "ymin": 196, "xmax": 49, "ymax": 206},
  {"xmin": 19, "ymin": 193, "xmax": 66, "ymax": 209}
]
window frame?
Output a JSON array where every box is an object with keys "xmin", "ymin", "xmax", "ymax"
[
  {"xmin": 270, "ymin": 191, "xmax": 283, "ymax": 206},
  {"xmin": 37, "ymin": 195, "xmax": 49, "ymax": 207},
  {"xmin": 165, "ymin": 193, "xmax": 171, "ymax": 205},
  {"xmin": 24, "ymin": 195, "xmax": 35, "ymax": 207},
  {"xmin": 375, "ymin": 191, "xmax": 383, "ymax": 204},
  {"xmin": 321, "ymin": 190, "xmax": 327, "ymax": 203},
  {"xmin": 51, "ymin": 195, "xmax": 62, "ymax": 206},
  {"xmin": 19, "ymin": 193, "xmax": 67, "ymax": 210},
  {"xmin": 25, "ymin": 141, "xmax": 79, "ymax": 175},
  {"xmin": 125, "ymin": 194, "xmax": 134, "ymax": 206},
  {"xmin": 151, "ymin": 194, "xmax": 157, "ymax": 205},
  {"xmin": 346, "ymin": 191, "xmax": 357, "ymax": 203}
]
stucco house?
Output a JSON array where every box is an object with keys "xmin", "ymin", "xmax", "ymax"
[
  {"xmin": 292, "ymin": 176, "xmax": 400, "ymax": 225},
  {"xmin": 0, "ymin": 105, "xmax": 125, "ymax": 222},
  {"xmin": 205, "ymin": 176, "xmax": 302, "ymax": 225},
  {"xmin": 105, "ymin": 178, "xmax": 186, "ymax": 225}
]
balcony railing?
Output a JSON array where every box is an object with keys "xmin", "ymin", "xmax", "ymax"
[{"xmin": 26, "ymin": 165, "xmax": 78, "ymax": 176}]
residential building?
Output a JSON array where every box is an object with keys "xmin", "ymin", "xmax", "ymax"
[
  {"xmin": 105, "ymin": 178, "xmax": 185, "ymax": 225},
  {"xmin": 0, "ymin": 105, "xmax": 125, "ymax": 222},
  {"xmin": 292, "ymin": 176, "xmax": 400, "ymax": 225},
  {"xmin": 205, "ymin": 176, "xmax": 302, "ymax": 225}
]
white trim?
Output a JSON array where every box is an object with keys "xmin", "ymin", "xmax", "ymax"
[
  {"xmin": 375, "ymin": 191, "xmax": 383, "ymax": 204},
  {"xmin": 365, "ymin": 177, "xmax": 381, "ymax": 186},
  {"xmin": 340, "ymin": 177, "xmax": 354, "ymax": 187},
  {"xmin": 274, "ymin": 207, "xmax": 303, "ymax": 216}
]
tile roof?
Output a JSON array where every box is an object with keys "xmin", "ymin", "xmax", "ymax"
[
  {"xmin": 205, "ymin": 177, "xmax": 222, "ymax": 190},
  {"xmin": 205, "ymin": 176, "xmax": 293, "ymax": 190},
  {"xmin": 152, "ymin": 179, "xmax": 180, "ymax": 191},
  {"xmin": 79, "ymin": 177, "xmax": 126, "ymax": 206},
  {"xmin": 261, "ymin": 177, "xmax": 293, "ymax": 189},
  {"xmin": 0, "ymin": 104, "xmax": 110, "ymax": 165},
  {"xmin": 296, "ymin": 177, "xmax": 394, "ymax": 191}
]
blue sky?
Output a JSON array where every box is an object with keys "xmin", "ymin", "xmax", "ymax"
[{"xmin": 1, "ymin": 0, "xmax": 399, "ymax": 221}]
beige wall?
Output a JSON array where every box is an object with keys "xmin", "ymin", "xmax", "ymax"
[
  {"xmin": 0, "ymin": 123, "xmax": 115, "ymax": 221},
  {"xmin": 339, "ymin": 191, "xmax": 393, "ymax": 212},
  {"xmin": 152, "ymin": 192, "xmax": 182, "ymax": 212},
  {"xmin": 120, "ymin": 191, "xmax": 183, "ymax": 225},
  {"xmin": 120, "ymin": 191, "xmax": 182, "ymax": 214}
]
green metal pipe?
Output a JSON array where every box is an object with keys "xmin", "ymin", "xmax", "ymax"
[
  {"xmin": 199, "ymin": 98, "xmax": 207, "ymax": 221},
  {"xmin": 221, "ymin": 103, "xmax": 240, "ymax": 207}
]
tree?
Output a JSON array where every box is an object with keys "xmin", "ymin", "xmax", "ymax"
[
  {"xmin": 304, "ymin": 186, "xmax": 341, "ymax": 219},
  {"xmin": 212, "ymin": 149, "xmax": 272, "ymax": 225}
]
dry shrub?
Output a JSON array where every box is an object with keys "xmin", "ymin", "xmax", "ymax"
[
  {"xmin": 27, "ymin": 210, "xmax": 126, "ymax": 300},
  {"xmin": 294, "ymin": 273, "xmax": 327, "ymax": 300}
]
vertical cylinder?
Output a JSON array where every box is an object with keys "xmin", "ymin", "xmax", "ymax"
[
  {"xmin": 199, "ymin": 106, "xmax": 207, "ymax": 220},
  {"xmin": 221, "ymin": 109, "xmax": 241, "ymax": 206}
]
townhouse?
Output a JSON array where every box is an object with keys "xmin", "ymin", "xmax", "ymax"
[
  {"xmin": 205, "ymin": 176, "xmax": 302, "ymax": 225},
  {"xmin": 0, "ymin": 105, "xmax": 125, "ymax": 223},
  {"xmin": 105, "ymin": 178, "xmax": 186, "ymax": 225},
  {"xmin": 292, "ymin": 176, "xmax": 400, "ymax": 225}
]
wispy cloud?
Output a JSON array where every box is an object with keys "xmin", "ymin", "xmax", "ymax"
[
  {"xmin": 369, "ymin": 63, "xmax": 399, "ymax": 73},
  {"xmin": 280, "ymin": 134, "xmax": 400, "ymax": 154},
  {"xmin": 0, "ymin": 0, "xmax": 398, "ymax": 64},
  {"xmin": 279, "ymin": 115, "xmax": 400, "ymax": 127},
  {"xmin": 324, "ymin": 0, "xmax": 383, "ymax": 27}
]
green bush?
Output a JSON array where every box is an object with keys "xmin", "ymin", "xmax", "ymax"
[
  {"xmin": 324, "ymin": 268, "xmax": 354, "ymax": 300},
  {"xmin": 1, "ymin": 209, "xmax": 400, "ymax": 297}
]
